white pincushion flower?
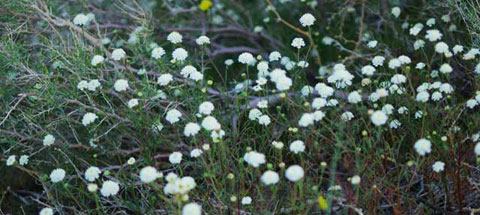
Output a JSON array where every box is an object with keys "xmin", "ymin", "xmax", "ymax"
[
  {"xmin": 151, "ymin": 47, "xmax": 166, "ymax": 59},
  {"xmin": 425, "ymin": 29, "xmax": 443, "ymax": 42},
  {"xmin": 285, "ymin": 165, "xmax": 304, "ymax": 182},
  {"xmin": 289, "ymin": 140, "xmax": 306, "ymax": 154},
  {"xmin": 313, "ymin": 110, "xmax": 325, "ymax": 121},
  {"xmin": 127, "ymin": 99, "xmax": 139, "ymax": 109},
  {"xmin": 388, "ymin": 58, "xmax": 402, "ymax": 69},
  {"xmin": 426, "ymin": 18, "xmax": 436, "ymax": 27},
  {"xmin": 341, "ymin": 111, "xmax": 354, "ymax": 121},
  {"xmin": 201, "ymin": 116, "xmax": 221, "ymax": 131},
  {"xmin": 257, "ymin": 100, "xmax": 269, "ymax": 108},
  {"xmin": 190, "ymin": 149, "xmax": 203, "ymax": 158},
  {"xmin": 276, "ymin": 76, "xmax": 292, "ymax": 91},
  {"xmin": 87, "ymin": 79, "xmax": 101, "ymax": 91},
  {"xmin": 329, "ymin": 99, "xmax": 339, "ymax": 107},
  {"xmin": 435, "ymin": 42, "xmax": 449, "ymax": 54},
  {"xmin": 181, "ymin": 65, "xmax": 198, "ymax": 78},
  {"xmin": 439, "ymin": 63, "xmax": 453, "ymax": 74},
  {"xmin": 410, "ymin": 23, "xmax": 424, "ymax": 36},
  {"xmin": 382, "ymin": 104, "xmax": 394, "ymax": 115},
  {"xmin": 269, "ymin": 51, "xmax": 281, "ymax": 61},
  {"xmin": 327, "ymin": 68, "xmax": 354, "ymax": 88},
  {"xmin": 19, "ymin": 155, "xmax": 29, "ymax": 166},
  {"xmin": 111, "ymin": 48, "xmax": 126, "ymax": 61},
  {"xmin": 372, "ymin": 56, "xmax": 385, "ymax": 67},
  {"xmin": 114, "ymin": 79, "xmax": 129, "ymax": 92},
  {"xmin": 414, "ymin": 40, "xmax": 425, "ymax": 50},
  {"xmin": 84, "ymin": 166, "xmax": 101, "ymax": 182},
  {"xmin": 172, "ymin": 48, "xmax": 188, "ymax": 61},
  {"xmin": 466, "ymin": 99, "xmax": 478, "ymax": 109},
  {"xmin": 414, "ymin": 138, "xmax": 432, "ymax": 156},
  {"xmin": 50, "ymin": 168, "xmax": 66, "ymax": 183},
  {"xmin": 243, "ymin": 151, "xmax": 266, "ymax": 168},
  {"xmin": 361, "ymin": 65, "xmax": 376, "ymax": 76},
  {"xmin": 167, "ymin": 31, "xmax": 183, "ymax": 44},
  {"xmin": 298, "ymin": 113, "xmax": 315, "ymax": 127},
  {"xmin": 82, "ymin": 112, "xmax": 98, "ymax": 126},
  {"xmin": 225, "ymin": 59, "xmax": 234, "ymax": 66},
  {"xmin": 291, "ymin": 38, "xmax": 305, "ymax": 49},
  {"xmin": 272, "ymin": 141, "xmax": 284, "ymax": 149},
  {"xmin": 371, "ymin": 111, "xmax": 388, "ymax": 126},
  {"xmin": 43, "ymin": 134, "xmax": 55, "ymax": 146},
  {"xmin": 348, "ymin": 91, "xmax": 362, "ymax": 104},
  {"xmin": 432, "ymin": 161, "xmax": 445, "ymax": 173},
  {"xmin": 453, "ymin": 45, "xmax": 464, "ymax": 54},
  {"xmin": 389, "ymin": 120, "xmax": 401, "ymax": 129},
  {"xmin": 297, "ymin": 61, "xmax": 309, "ymax": 68},
  {"xmin": 474, "ymin": 143, "xmax": 480, "ymax": 156},
  {"xmin": 431, "ymin": 91, "xmax": 443, "ymax": 101},
  {"xmin": 391, "ymin": 7, "xmax": 401, "ymax": 18},
  {"xmin": 322, "ymin": 36, "xmax": 334, "ymax": 45},
  {"xmin": 416, "ymin": 91, "xmax": 430, "ymax": 102},
  {"xmin": 100, "ymin": 180, "xmax": 119, "ymax": 197},
  {"xmin": 199, "ymin": 101, "xmax": 215, "ymax": 115},
  {"xmin": 299, "ymin": 13, "xmax": 316, "ymax": 27},
  {"xmin": 87, "ymin": 183, "xmax": 98, "ymax": 192},
  {"xmin": 391, "ymin": 74, "xmax": 406, "ymax": 84},
  {"xmin": 315, "ymin": 83, "xmax": 334, "ymax": 98},
  {"xmin": 416, "ymin": 62, "xmax": 426, "ymax": 69},
  {"xmin": 261, "ymin": 170, "xmax": 280, "ymax": 185},
  {"xmin": 258, "ymin": 115, "xmax": 271, "ymax": 126},
  {"xmin": 77, "ymin": 80, "xmax": 88, "ymax": 91},
  {"xmin": 39, "ymin": 208, "xmax": 54, "ymax": 215},
  {"xmin": 169, "ymin": 152, "xmax": 183, "ymax": 164},
  {"xmin": 166, "ymin": 109, "xmax": 182, "ymax": 124},
  {"xmin": 238, "ymin": 52, "xmax": 255, "ymax": 65},
  {"xmin": 140, "ymin": 166, "xmax": 159, "ymax": 183},
  {"xmin": 241, "ymin": 196, "xmax": 252, "ymax": 205},
  {"xmin": 196, "ymin": 35, "xmax": 210, "ymax": 45},
  {"xmin": 157, "ymin": 74, "xmax": 173, "ymax": 86},
  {"xmin": 257, "ymin": 61, "xmax": 269, "ymax": 74},
  {"xmin": 440, "ymin": 83, "xmax": 454, "ymax": 94},
  {"xmin": 91, "ymin": 55, "xmax": 104, "ymax": 66},
  {"xmin": 189, "ymin": 71, "xmax": 203, "ymax": 81},
  {"xmin": 182, "ymin": 203, "xmax": 201, "ymax": 215},
  {"xmin": 367, "ymin": 40, "xmax": 378, "ymax": 48},
  {"xmin": 312, "ymin": 98, "xmax": 327, "ymax": 109},
  {"xmin": 184, "ymin": 122, "xmax": 201, "ymax": 137},
  {"xmin": 398, "ymin": 55, "xmax": 411, "ymax": 64},
  {"xmin": 6, "ymin": 155, "xmax": 15, "ymax": 166},
  {"xmin": 73, "ymin": 13, "xmax": 89, "ymax": 26}
]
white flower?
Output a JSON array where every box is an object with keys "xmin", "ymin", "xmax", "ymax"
[
  {"xmin": 190, "ymin": 149, "xmax": 203, "ymax": 158},
  {"xmin": 111, "ymin": 48, "xmax": 126, "ymax": 61},
  {"xmin": 39, "ymin": 208, "xmax": 54, "ymax": 215},
  {"xmin": 341, "ymin": 111, "xmax": 354, "ymax": 121},
  {"xmin": 289, "ymin": 140, "xmax": 305, "ymax": 154},
  {"xmin": 243, "ymin": 151, "xmax": 266, "ymax": 168},
  {"xmin": 167, "ymin": 31, "xmax": 183, "ymax": 44},
  {"xmin": 388, "ymin": 58, "xmax": 402, "ymax": 69},
  {"xmin": 73, "ymin": 13, "xmax": 89, "ymax": 26},
  {"xmin": 85, "ymin": 166, "xmax": 101, "ymax": 182},
  {"xmin": 257, "ymin": 100, "xmax": 269, "ymax": 108},
  {"xmin": 389, "ymin": 120, "xmax": 401, "ymax": 129},
  {"xmin": 238, "ymin": 52, "xmax": 255, "ymax": 65},
  {"xmin": 169, "ymin": 152, "xmax": 183, "ymax": 164},
  {"xmin": 261, "ymin": 170, "xmax": 280, "ymax": 185},
  {"xmin": 91, "ymin": 55, "xmax": 105, "ymax": 66},
  {"xmin": 435, "ymin": 42, "xmax": 449, "ymax": 54},
  {"xmin": 272, "ymin": 141, "xmax": 284, "ymax": 149},
  {"xmin": 440, "ymin": 83, "xmax": 454, "ymax": 94},
  {"xmin": 172, "ymin": 48, "xmax": 188, "ymax": 61},
  {"xmin": 348, "ymin": 91, "xmax": 362, "ymax": 104},
  {"xmin": 371, "ymin": 111, "xmax": 388, "ymax": 126},
  {"xmin": 410, "ymin": 23, "xmax": 424, "ymax": 36},
  {"xmin": 425, "ymin": 29, "xmax": 443, "ymax": 42},
  {"xmin": 361, "ymin": 65, "xmax": 376, "ymax": 76},
  {"xmin": 432, "ymin": 161, "xmax": 445, "ymax": 173},
  {"xmin": 398, "ymin": 55, "xmax": 411, "ymax": 64},
  {"xmin": 127, "ymin": 99, "xmax": 139, "ymax": 108},
  {"xmin": 313, "ymin": 110, "xmax": 325, "ymax": 121},
  {"xmin": 181, "ymin": 65, "xmax": 198, "ymax": 78},
  {"xmin": 431, "ymin": 91, "xmax": 443, "ymax": 101},
  {"xmin": 453, "ymin": 45, "xmax": 464, "ymax": 54},
  {"xmin": 151, "ymin": 47, "xmax": 166, "ymax": 59},
  {"xmin": 416, "ymin": 91, "xmax": 430, "ymax": 102},
  {"xmin": 372, "ymin": 56, "xmax": 385, "ymax": 67},
  {"xmin": 87, "ymin": 79, "xmax": 101, "ymax": 91},
  {"xmin": 414, "ymin": 138, "xmax": 432, "ymax": 156},
  {"xmin": 196, "ymin": 35, "xmax": 210, "ymax": 45},
  {"xmin": 190, "ymin": 71, "xmax": 203, "ymax": 81},
  {"xmin": 415, "ymin": 111, "xmax": 424, "ymax": 119},
  {"xmin": 100, "ymin": 180, "xmax": 120, "ymax": 197},
  {"xmin": 157, "ymin": 74, "xmax": 173, "ymax": 86},
  {"xmin": 127, "ymin": 157, "xmax": 136, "ymax": 165},
  {"xmin": 114, "ymin": 79, "xmax": 129, "ymax": 92},
  {"xmin": 19, "ymin": 155, "xmax": 29, "ymax": 166},
  {"xmin": 140, "ymin": 166, "xmax": 159, "ymax": 183},
  {"xmin": 87, "ymin": 183, "xmax": 98, "ymax": 192},
  {"xmin": 43, "ymin": 134, "xmax": 55, "ymax": 146},
  {"xmin": 474, "ymin": 143, "xmax": 480, "ymax": 156},
  {"xmin": 367, "ymin": 40, "xmax": 378, "ymax": 48},
  {"xmin": 269, "ymin": 51, "xmax": 281, "ymax": 61},
  {"xmin": 285, "ymin": 165, "xmax": 304, "ymax": 182},
  {"xmin": 297, "ymin": 61, "xmax": 309, "ymax": 68},
  {"xmin": 77, "ymin": 80, "xmax": 88, "ymax": 91},
  {"xmin": 201, "ymin": 116, "xmax": 221, "ymax": 131},
  {"xmin": 82, "ymin": 112, "xmax": 98, "ymax": 126},
  {"xmin": 50, "ymin": 168, "xmax": 66, "ymax": 183},
  {"xmin": 391, "ymin": 74, "xmax": 406, "ymax": 84},
  {"xmin": 414, "ymin": 40, "xmax": 425, "ymax": 50},
  {"xmin": 225, "ymin": 59, "xmax": 234, "ymax": 66},
  {"xmin": 276, "ymin": 76, "xmax": 292, "ymax": 91},
  {"xmin": 327, "ymin": 67, "xmax": 354, "ymax": 88},
  {"xmin": 416, "ymin": 62, "xmax": 426, "ymax": 69},
  {"xmin": 299, "ymin": 13, "xmax": 316, "ymax": 27},
  {"xmin": 312, "ymin": 98, "xmax": 327, "ymax": 109},
  {"xmin": 351, "ymin": 175, "xmax": 361, "ymax": 185},
  {"xmin": 199, "ymin": 101, "xmax": 214, "ymax": 115},
  {"xmin": 291, "ymin": 38, "xmax": 305, "ymax": 49},
  {"xmin": 466, "ymin": 99, "xmax": 478, "ymax": 109},
  {"xmin": 166, "ymin": 109, "xmax": 182, "ymax": 124},
  {"xmin": 382, "ymin": 104, "xmax": 394, "ymax": 115},
  {"xmin": 439, "ymin": 63, "xmax": 453, "ymax": 74},
  {"xmin": 298, "ymin": 113, "xmax": 315, "ymax": 127},
  {"xmin": 426, "ymin": 18, "xmax": 436, "ymax": 27},
  {"xmin": 391, "ymin": 7, "xmax": 401, "ymax": 18},
  {"xmin": 6, "ymin": 155, "xmax": 15, "ymax": 166},
  {"xmin": 184, "ymin": 122, "xmax": 201, "ymax": 137},
  {"xmin": 182, "ymin": 203, "xmax": 201, "ymax": 215},
  {"xmin": 258, "ymin": 115, "xmax": 271, "ymax": 126}
]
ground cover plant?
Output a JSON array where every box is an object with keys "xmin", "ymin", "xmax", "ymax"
[{"xmin": 2, "ymin": 0, "xmax": 480, "ymax": 214}]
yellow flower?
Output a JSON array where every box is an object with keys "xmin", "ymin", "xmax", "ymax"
[
  {"xmin": 318, "ymin": 196, "xmax": 328, "ymax": 210},
  {"xmin": 199, "ymin": 0, "xmax": 213, "ymax": 11}
]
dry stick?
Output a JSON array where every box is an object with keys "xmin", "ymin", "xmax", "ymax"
[
  {"xmin": 0, "ymin": 93, "xmax": 28, "ymax": 127},
  {"xmin": 265, "ymin": 0, "xmax": 322, "ymax": 66}
]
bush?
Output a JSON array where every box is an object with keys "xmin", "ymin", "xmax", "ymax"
[{"xmin": 1, "ymin": 0, "xmax": 480, "ymax": 214}]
